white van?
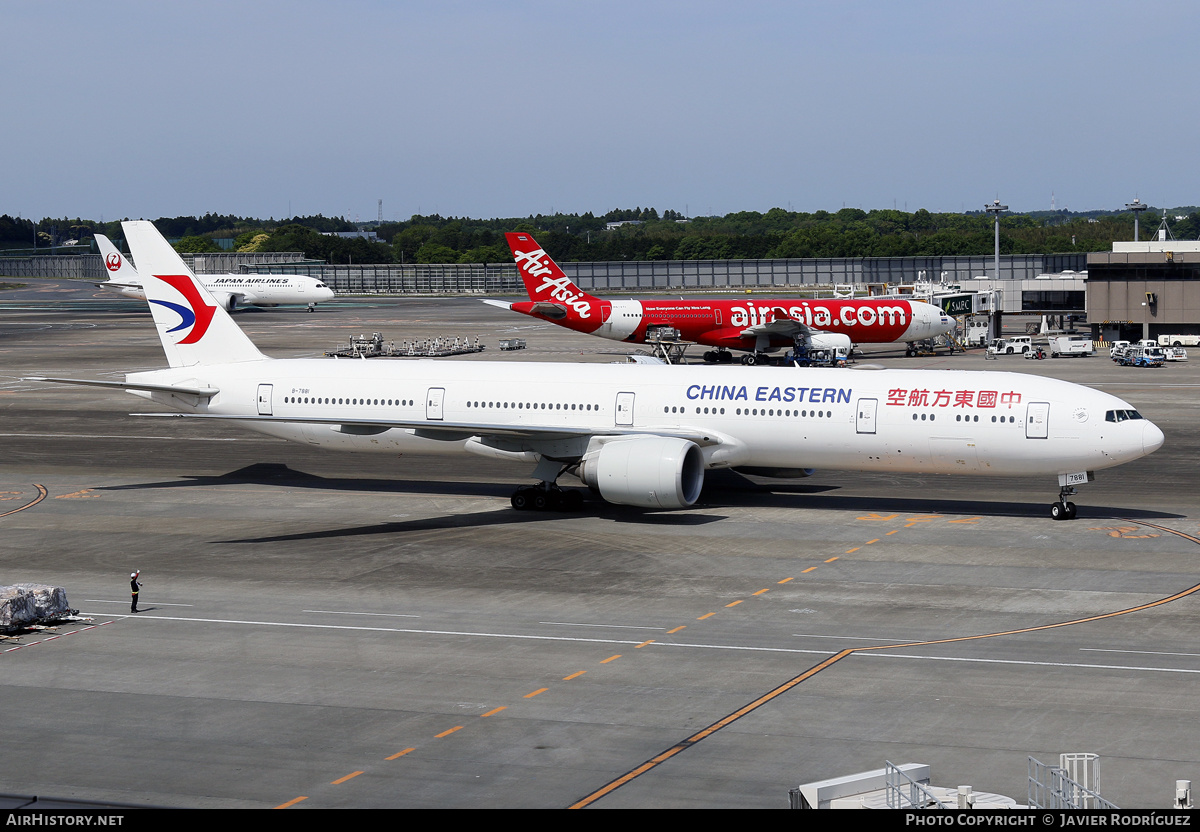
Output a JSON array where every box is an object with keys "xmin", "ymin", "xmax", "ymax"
[{"xmin": 987, "ymin": 336, "xmax": 1032, "ymax": 356}]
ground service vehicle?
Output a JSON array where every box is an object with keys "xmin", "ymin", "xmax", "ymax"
[
  {"xmin": 1117, "ymin": 345, "xmax": 1166, "ymax": 367},
  {"xmin": 987, "ymin": 336, "xmax": 1032, "ymax": 356},
  {"xmin": 1158, "ymin": 334, "xmax": 1200, "ymax": 347},
  {"xmin": 1049, "ymin": 335, "xmax": 1092, "ymax": 357}
]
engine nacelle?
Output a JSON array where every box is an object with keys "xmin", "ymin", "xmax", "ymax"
[
  {"xmin": 577, "ymin": 436, "xmax": 704, "ymax": 509},
  {"xmin": 208, "ymin": 291, "xmax": 239, "ymax": 312},
  {"xmin": 463, "ymin": 438, "xmax": 538, "ymax": 464},
  {"xmin": 808, "ymin": 332, "xmax": 852, "ymax": 352}
]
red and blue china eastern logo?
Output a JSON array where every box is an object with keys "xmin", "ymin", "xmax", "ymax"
[{"xmin": 148, "ymin": 274, "xmax": 216, "ymax": 344}]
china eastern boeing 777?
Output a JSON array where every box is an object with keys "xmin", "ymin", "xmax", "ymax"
[
  {"xmin": 484, "ymin": 233, "xmax": 955, "ymax": 363},
  {"xmin": 32, "ymin": 221, "xmax": 1162, "ymax": 521},
  {"xmin": 94, "ymin": 234, "xmax": 335, "ymax": 312}
]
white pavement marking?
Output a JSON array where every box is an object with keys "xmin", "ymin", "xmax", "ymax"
[{"xmin": 97, "ymin": 614, "xmax": 1200, "ymax": 676}]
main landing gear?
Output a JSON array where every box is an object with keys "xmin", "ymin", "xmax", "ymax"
[
  {"xmin": 510, "ymin": 459, "xmax": 586, "ymax": 511},
  {"xmin": 1050, "ymin": 486, "xmax": 1078, "ymax": 520},
  {"xmin": 510, "ymin": 484, "xmax": 585, "ymax": 511},
  {"xmin": 702, "ymin": 349, "xmax": 735, "ymax": 364}
]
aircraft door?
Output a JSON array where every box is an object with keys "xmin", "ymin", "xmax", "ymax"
[
  {"xmin": 1026, "ymin": 402, "xmax": 1049, "ymax": 439},
  {"xmin": 257, "ymin": 383, "xmax": 273, "ymax": 416},
  {"xmin": 855, "ymin": 397, "xmax": 878, "ymax": 434},
  {"xmin": 714, "ymin": 308, "xmax": 722, "ymax": 325},
  {"xmin": 427, "ymin": 387, "xmax": 445, "ymax": 421},
  {"xmin": 615, "ymin": 392, "xmax": 635, "ymax": 426}
]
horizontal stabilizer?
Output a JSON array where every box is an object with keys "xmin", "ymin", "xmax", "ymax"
[
  {"xmin": 528, "ymin": 302, "xmax": 568, "ymax": 320},
  {"xmin": 480, "ymin": 299, "xmax": 514, "ymax": 310},
  {"xmin": 25, "ymin": 377, "xmax": 219, "ymax": 398}
]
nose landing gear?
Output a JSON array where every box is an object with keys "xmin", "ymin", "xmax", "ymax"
[{"xmin": 1050, "ymin": 486, "xmax": 1078, "ymax": 520}]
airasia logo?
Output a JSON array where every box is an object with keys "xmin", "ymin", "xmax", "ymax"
[
  {"xmin": 513, "ymin": 247, "xmax": 592, "ymax": 319},
  {"xmin": 730, "ymin": 301, "xmax": 908, "ymax": 329},
  {"xmin": 105, "ymin": 252, "xmax": 123, "ymax": 272}
]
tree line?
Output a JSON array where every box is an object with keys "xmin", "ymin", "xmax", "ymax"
[{"xmin": 3, "ymin": 205, "xmax": 1198, "ymax": 265}]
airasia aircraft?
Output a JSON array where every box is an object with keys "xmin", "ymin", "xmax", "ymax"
[
  {"xmin": 27, "ymin": 221, "xmax": 1163, "ymax": 522},
  {"xmin": 485, "ymin": 232, "xmax": 954, "ymax": 363}
]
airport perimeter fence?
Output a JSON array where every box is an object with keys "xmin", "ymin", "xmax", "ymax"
[
  {"xmin": 1, "ymin": 252, "xmax": 1087, "ymax": 294},
  {"xmin": 0, "ymin": 251, "xmax": 311, "ymax": 282},
  {"xmin": 0, "ymin": 254, "xmax": 107, "ymax": 280},
  {"xmin": 238, "ymin": 253, "xmax": 1086, "ymax": 294}
]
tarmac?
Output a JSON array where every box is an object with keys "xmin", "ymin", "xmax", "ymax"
[{"xmin": 1, "ymin": 279, "xmax": 1198, "ymax": 809}]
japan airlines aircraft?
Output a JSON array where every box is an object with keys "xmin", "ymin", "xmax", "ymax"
[
  {"xmin": 32, "ymin": 221, "xmax": 1162, "ymax": 521},
  {"xmin": 94, "ymin": 234, "xmax": 336, "ymax": 312},
  {"xmin": 484, "ymin": 232, "xmax": 955, "ymax": 363}
]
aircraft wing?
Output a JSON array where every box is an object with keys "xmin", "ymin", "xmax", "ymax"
[
  {"xmin": 739, "ymin": 307, "xmax": 817, "ymax": 339},
  {"xmin": 131, "ymin": 411, "xmax": 723, "ymax": 447}
]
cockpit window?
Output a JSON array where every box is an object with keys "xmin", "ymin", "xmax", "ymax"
[{"xmin": 1105, "ymin": 409, "xmax": 1144, "ymax": 422}]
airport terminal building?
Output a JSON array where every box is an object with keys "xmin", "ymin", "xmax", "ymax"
[{"xmin": 1086, "ymin": 242, "xmax": 1200, "ymax": 342}]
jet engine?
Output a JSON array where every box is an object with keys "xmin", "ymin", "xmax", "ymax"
[
  {"xmin": 577, "ymin": 436, "xmax": 704, "ymax": 509},
  {"xmin": 208, "ymin": 291, "xmax": 239, "ymax": 312},
  {"xmin": 807, "ymin": 332, "xmax": 852, "ymax": 352}
]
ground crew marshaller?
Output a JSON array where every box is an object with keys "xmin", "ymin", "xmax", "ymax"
[{"xmin": 130, "ymin": 570, "xmax": 141, "ymax": 613}]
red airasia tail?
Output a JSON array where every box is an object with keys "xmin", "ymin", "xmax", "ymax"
[{"xmin": 488, "ymin": 232, "xmax": 954, "ymax": 363}]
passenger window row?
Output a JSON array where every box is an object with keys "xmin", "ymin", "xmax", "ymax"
[
  {"xmin": 915, "ymin": 413, "xmax": 1017, "ymax": 423},
  {"xmin": 285, "ymin": 396, "xmax": 414, "ymax": 406},
  {"xmin": 466, "ymin": 401, "xmax": 600, "ymax": 412},
  {"xmin": 659, "ymin": 406, "xmax": 852, "ymax": 418},
  {"xmin": 734, "ymin": 407, "xmax": 831, "ymax": 418}
]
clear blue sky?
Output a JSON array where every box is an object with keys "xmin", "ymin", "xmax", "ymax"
[{"xmin": 6, "ymin": 1, "xmax": 1197, "ymax": 221}]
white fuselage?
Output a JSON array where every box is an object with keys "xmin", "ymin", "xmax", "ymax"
[
  {"xmin": 127, "ymin": 360, "xmax": 1161, "ymax": 478},
  {"xmin": 107, "ymin": 273, "xmax": 335, "ymax": 308}
]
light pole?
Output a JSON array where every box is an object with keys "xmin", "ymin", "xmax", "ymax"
[
  {"xmin": 1126, "ymin": 198, "xmax": 1148, "ymax": 242},
  {"xmin": 985, "ymin": 199, "xmax": 1007, "ymax": 343},
  {"xmin": 985, "ymin": 199, "xmax": 1007, "ymax": 279}
]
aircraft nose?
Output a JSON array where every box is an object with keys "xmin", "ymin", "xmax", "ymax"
[
  {"xmin": 926, "ymin": 305, "xmax": 950, "ymax": 335},
  {"xmin": 1143, "ymin": 421, "xmax": 1165, "ymax": 456}
]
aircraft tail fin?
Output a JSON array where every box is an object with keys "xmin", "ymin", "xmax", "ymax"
[
  {"xmin": 122, "ymin": 221, "xmax": 267, "ymax": 369},
  {"xmin": 505, "ymin": 232, "xmax": 600, "ymax": 315},
  {"xmin": 94, "ymin": 234, "xmax": 141, "ymax": 283}
]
